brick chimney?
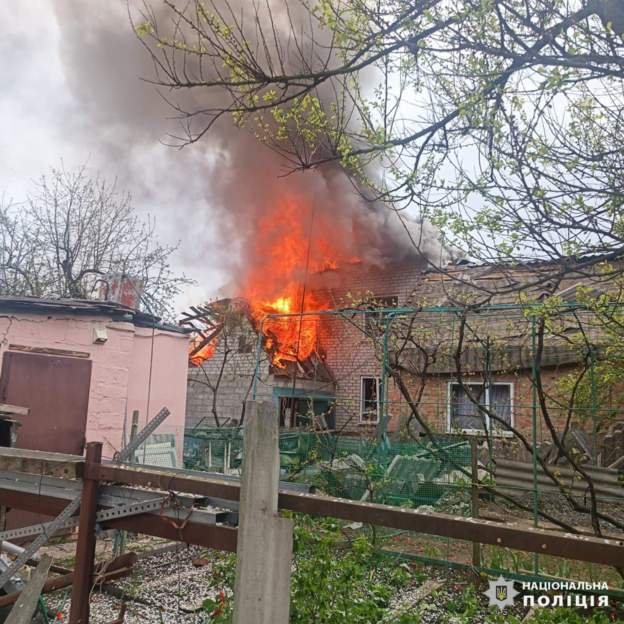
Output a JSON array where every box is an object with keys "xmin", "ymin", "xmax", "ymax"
[{"xmin": 100, "ymin": 275, "xmax": 144, "ymax": 309}]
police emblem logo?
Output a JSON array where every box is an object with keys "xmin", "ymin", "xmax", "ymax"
[{"xmin": 484, "ymin": 576, "xmax": 519, "ymax": 610}]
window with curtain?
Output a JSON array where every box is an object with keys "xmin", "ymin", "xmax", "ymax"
[{"xmin": 449, "ymin": 383, "xmax": 512, "ymax": 432}]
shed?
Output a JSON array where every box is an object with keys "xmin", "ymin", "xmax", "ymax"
[{"xmin": 0, "ymin": 296, "xmax": 190, "ymax": 463}]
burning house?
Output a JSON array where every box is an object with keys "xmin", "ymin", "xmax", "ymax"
[
  {"xmin": 184, "ymin": 257, "xmax": 427, "ymax": 434},
  {"xmin": 185, "ymin": 253, "xmax": 624, "ymax": 462},
  {"xmin": 182, "ymin": 155, "xmax": 444, "ymax": 434}
]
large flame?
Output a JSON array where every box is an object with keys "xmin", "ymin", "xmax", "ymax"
[
  {"xmin": 187, "ymin": 193, "xmax": 358, "ymax": 368},
  {"xmin": 241, "ymin": 195, "xmax": 353, "ymax": 368}
]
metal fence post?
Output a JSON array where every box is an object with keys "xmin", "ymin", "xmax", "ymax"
[
  {"xmin": 378, "ymin": 311, "xmax": 400, "ymax": 443},
  {"xmin": 530, "ymin": 313, "xmax": 540, "ymax": 575},
  {"xmin": 69, "ymin": 441, "xmax": 102, "ymax": 624},
  {"xmin": 470, "ymin": 437, "xmax": 481, "ymax": 569}
]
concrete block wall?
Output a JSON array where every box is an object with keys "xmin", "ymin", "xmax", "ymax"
[{"xmin": 186, "ymin": 319, "xmax": 272, "ymax": 429}]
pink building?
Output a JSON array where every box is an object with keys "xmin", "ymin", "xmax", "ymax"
[{"xmin": 0, "ymin": 296, "xmax": 189, "ymax": 462}]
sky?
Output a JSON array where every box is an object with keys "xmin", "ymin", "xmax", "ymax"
[
  {"xmin": 0, "ymin": 2, "xmax": 226, "ymax": 312},
  {"xmin": 0, "ymin": 2, "xmax": 445, "ymax": 318}
]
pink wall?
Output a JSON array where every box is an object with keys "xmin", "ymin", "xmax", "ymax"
[
  {"xmin": 0, "ymin": 312, "xmax": 189, "ymax": 461},
  {"xmin": 125, "ymin": 327, "xmax": 189, "ymax": 464}
]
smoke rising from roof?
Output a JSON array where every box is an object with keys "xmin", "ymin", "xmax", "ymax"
[{"xmin": 51, "ymin": 1, "xmax": 446, "ymax": 301}]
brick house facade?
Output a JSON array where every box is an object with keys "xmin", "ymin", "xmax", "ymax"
[{"xmin": 185, "ymin": 259, "xmax": 615, "ymax": 441}]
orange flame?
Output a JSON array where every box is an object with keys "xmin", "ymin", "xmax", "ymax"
[
  {"xmin": 189, "ymin": 335, "xmax": 218, "ymax": 367},
  {"xmin": 241, "ymin": 195, "xmax": 353, "ymax": 368},
  {"xmin": 188, "ymin": 193, "xmax": 357, "ymax": 368}
]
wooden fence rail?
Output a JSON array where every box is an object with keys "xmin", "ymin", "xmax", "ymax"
[{"xmin": 1, "ymin": 402, "xmax": 624, "ymax": 623}]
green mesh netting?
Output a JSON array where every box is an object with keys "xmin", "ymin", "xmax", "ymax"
[{"xmin": 184, "ymin": 429, "xmax": 472, "ymax": 509}]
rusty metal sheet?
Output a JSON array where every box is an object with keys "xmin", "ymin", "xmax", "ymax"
[{"xmin": 0, "ymin": 351, "xmax": 92, "ymax": 529}]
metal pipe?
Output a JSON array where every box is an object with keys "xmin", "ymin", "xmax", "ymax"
[
  {"xmin": 251, "ymin": 316, "xmax": 267, "ymax": 400},
  {"xmin": 255, "ymin": 301, "xmax": 587, "ymax": 320},
  {"xmin": 378, "ymin": 311, "xmax": 401, "ymax": 443},
  {"xmin": 0, "ymin": 541, "xmax": 31, "ymax": 558},
  {"xmin": 530, "ymin": 314, "xmax": 539, "ymax": 575},
  {"xmin": 84, "ymin": 462, "xmax": 624, "ymax": 568}
]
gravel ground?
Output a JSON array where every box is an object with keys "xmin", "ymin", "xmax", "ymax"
[
  {"xmin": 46, "ymin": 544, "xmax": 222, "ymax": 623},
  {"xmin": 40, "ymin": 535, "xmax": 621, "ymax": 623},
  {"xmin": 383, "ymin": 569, "xmax": 528, "ymax": 624}
]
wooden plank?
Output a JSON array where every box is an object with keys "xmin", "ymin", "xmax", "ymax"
[
  {"xmin": 0, "ymin": 447, "xmax": 84, "ymax": 479},
  {"xmin": 233, "ymin": 401, "xmax": 293, "ymax": 624},
  {"xmin": 4, "ymin": 554, "xmax": 52, "ymax": 624},
  {"xmin": 8, "ymin": 344, "xmax": 90, "ymax": 359},
  {"xmin": 0, "ymin": 403, "xmax": 29, "ymax": 417}
]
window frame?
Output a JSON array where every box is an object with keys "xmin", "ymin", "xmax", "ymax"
[
  {"xmin": 446, "ymin": 380, "xmax": 514, "ymax": 436},
  {"xmin": 237, "ymin": 333, "xmax": 253, "ymax": 354},
  {"xmin": 359, "ymin": 376, "xmax": 381, "ymax": 424}
]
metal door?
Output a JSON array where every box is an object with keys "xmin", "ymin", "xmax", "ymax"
[
  {"xmin": 0, "ymin": 351, "xmax": 92, "ymax": 454},
  {"xmin": 0, "ymin": 351, "xmax": 92, "ymax": 530}
]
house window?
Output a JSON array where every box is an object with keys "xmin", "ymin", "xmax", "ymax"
[
  {"xmin": 238, "ymin": 334, "xmax": 253, "ymax": 354},
  {"xmin": 448, "ymin": 382, "xmax": 512, "ymax": 433},
  {"xmin": 360, "ymin": 377, "xmax": 380, "ymax": 423}
]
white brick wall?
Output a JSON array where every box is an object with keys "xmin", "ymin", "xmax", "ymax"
[{"xmin": 185, "ymin": 259, "xmax": 426, "ymax": 432}]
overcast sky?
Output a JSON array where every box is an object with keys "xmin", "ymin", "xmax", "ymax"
[{"xmin": 0, "ymin": 2, "xmax": 226, "ymax": 312}]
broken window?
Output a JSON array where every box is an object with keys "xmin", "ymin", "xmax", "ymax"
[
  {"xmin": 360, "ymin": 377, "xmax": 380, "ymax": 423},
  {"xmin": 449, "ymin": 382, "xmax": 512, "ymax": 433}
]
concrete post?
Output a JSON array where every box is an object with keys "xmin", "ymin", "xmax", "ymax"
[{"xmin": 233, "ymin": 401, "xmax": 293, "ymax": 624}]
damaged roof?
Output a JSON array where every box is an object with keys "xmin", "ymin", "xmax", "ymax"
[{"xmin": 411, "ymin": 256, "xmax": 623, "ymax": 308}]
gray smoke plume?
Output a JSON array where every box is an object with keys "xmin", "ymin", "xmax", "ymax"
[{"xmin": 51, "ymin": 1, "xmax": 446, "ymax": 303}]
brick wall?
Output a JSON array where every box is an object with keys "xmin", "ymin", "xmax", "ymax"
[
  {"xmin": 321, "ymin": 259, "xmax": 426, "ymax": 433},
  {"xmin": 186, "ymin": 318, "xmax": 272, "ymax": 429},
  {"xmin": 395, "ymin": 364, "xmax": 592, "ymax": 441},
  {"xmin": 186, "ymin": 259, "xmax": 603, "ymax": 440}
]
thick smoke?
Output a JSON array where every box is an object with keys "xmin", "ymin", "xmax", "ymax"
[{"xmin": 52, "ymin": 1, "xmax": 446, "ymax": 303}]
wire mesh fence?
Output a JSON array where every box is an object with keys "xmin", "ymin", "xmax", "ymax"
[{"xmin": 184, "ymin": 300, "xmax": 624, "ymax": 588}]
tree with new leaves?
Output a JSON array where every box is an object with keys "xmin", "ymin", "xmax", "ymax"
[
  {"xmin": 0, "ymin": 165, "xmax": 191, "ymax": 318},
  {"xmin": 134, "ymin": 0, "xmax": 624, "ymax": 279},
  {"xmin": 135, "ymin": 0, "xmax": 624, "ymax": 562}
]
